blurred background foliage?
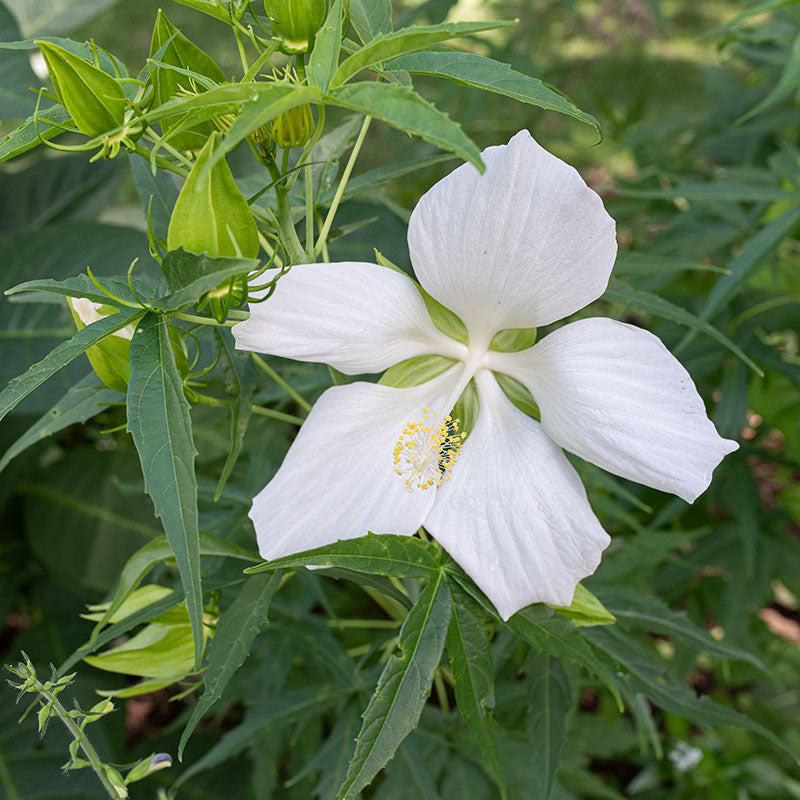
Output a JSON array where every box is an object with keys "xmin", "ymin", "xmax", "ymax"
[{"xmin": 1, "ymin": 0, "xmax": 800, "ymax": 797}]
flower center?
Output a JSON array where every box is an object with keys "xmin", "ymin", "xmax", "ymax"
[{"xmin": 393, "ymin": 409, "xmax": 466, "ymax": 492}]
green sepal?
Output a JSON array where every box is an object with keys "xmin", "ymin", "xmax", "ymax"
[
  {"xmin": 167, "ymin": 131, "xmax": 259, "ymax": 259},
  {"xmin": 67, "ymin": 298, "xmax": 132, "ymax": 392},
  {"xmin": 549, "ymin": 583, "xmax": 616, "ymax": 627},
  {"xmin": 379, "ymin": 354, "xmax": 457, "ymax": 388},
  {"xmin": 489, "ymin": 326, "xmax": 537, "ymax": 352},
  {"xmin": 373, "ymin": 249, "xmax": 469, "ymax": 345},
  {"xmin": 493, "ymin": 372, "xmax": 539, "ymax": 419},
  {"xmin": 264, "ymin": 0, "xmax": 327, "ymax": 53},
  {"xmin": 148, "ymin": 9, "xmax": 228, "ymax": 152},
  {"xmin": 271, "ymin": 103, "xmax": 315, "ymax": 148},
  {"xmin": 35, "ymin": 40, "xmax": 126, "ymax": 137},
  {"xmin": 452, "ymin": 379, "xmax": 478, "ymax": 437}
]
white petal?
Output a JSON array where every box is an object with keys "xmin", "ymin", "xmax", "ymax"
[
  {"xmin": 407, "ymin": 130, "xmax": 617, "ymax": 346},
  {"xmin": 488, "ymin": 318, "xmax": 739, "ymax": 503},
  {"xmin": 250, "ymin": 367, "xmax": 464, "ymax": 561},
  {"xmin": 233, "ymin": 262, "xmax": 464, "ymax": 374},
  {"xmin": 424, "ymin": 370, "xmax": 610, "ymax": 620}
]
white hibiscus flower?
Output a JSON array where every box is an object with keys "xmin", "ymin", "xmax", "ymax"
[{"xmin": 233, "ymin": 130, "xmax": 737, "ymax": 620}]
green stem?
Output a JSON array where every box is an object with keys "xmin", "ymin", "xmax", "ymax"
[
  {"xmin": 315, "ymin": 115, "xmax": 372, "ymax": 257},
  {"xmin": 305, "ymin": 162, "xmax": 314, "ymax": 259},
  {"xmin": 265, "ymin": 154, "xmax": 307, "ymax": 264},
  {"xmin": 131, "ymin": 143, "xmax": 188, "ymax": 178},
  {"xmin": 173, "ymin": 312, "xmax": 236, "ymax": 328},
  {"xmin": 252, "ymin": 353, "xmax": 313, "ymax": 412},
  {"xmin": 35, "ymin": 682, "xmax": 119, "ymax": 798},
  {"xmin": 251, "ymin": 405, "xmax": 305, "ymax": 425},
  {"xmin": 433, "ymin": 669, "xmax": 450, "ymax": 715},
  {"xmin": 144, "ymin": 128, "xmax": 193, "ymax": 167},
  {"xmin": 233, "ymin": 24, "xmax": 250, "ymax": 75}
]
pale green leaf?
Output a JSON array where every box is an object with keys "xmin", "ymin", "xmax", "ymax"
[
  {"xmin": 349, "ymin": 0, "xmax": 392, "ymax": 43},
  {"xmin": 549, "ymin": 584, "xmax": 616, "ymax": 628},
  {"xmin": 308, "ymin": 0, "xmax": 343, "ymax": 91}
]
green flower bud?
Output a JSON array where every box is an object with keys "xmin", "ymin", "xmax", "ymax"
[
  {"xmin": 167, "ymin": 132, "xmax": 259, "ymax": 259},
  {"xmin": 36, "ymin": 41, "xmax": 127, "ymax": 137},
  {"xmin": 271, "ymin": 103, "xmax": 315, "ymax": 148},
  {"xmin": 263, "ymin": 0, "xmax": 326, "ymax": 53},
  {"xmin": 149, "ymin": 10, "xmax": 229, "ymax": 152},
  {"xmin": 68, "ymin": 298, "xmax": 134, "ymax": 393},
  {"xmin": 198, "ymin": 273, "xmax": 249, "ymax": 324}
]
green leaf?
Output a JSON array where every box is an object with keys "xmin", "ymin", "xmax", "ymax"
[
  {"xmin": 379, "ymin": 354, "xmax": 457, "ymax": 388},
  {"xmin": 349, "ymin": 0, "xmax": 392, "ymax": 43},
  {"xmin": 592, "ymin": 586, "xmax": 765, "ymax": 669},
  {"xmin": 6, "ymin": 273, "xmax": 150, "ymax": 306},
  {"xmin": 126, "ymin": 313, "xmax": 204, "ymax": 669},
  {"xmin": 338, "ymin": 571, "xmax": 451, "ymax": 799},
  {"xmin": 0, "ymin": 103, "xmax": 73, "ymax": 162},
  {"xmin": 0, "ymin": 3, "xmax": 37, "ymax": 119},
  {"xmin": 166, "ymin": 0, "xmax": 232, "ymax": 22},
  {"xmin": 151, "ymin": 250, "xmax": 259, "ymax": 312},
  {"xmin": 385, "ymin": 51, "xmax": 600, "ymax": 133},
  {"xmin": 308, "ymin": 0, "xmax": 343, "ymax": 91},
  {"xmin": 527, "ymin": 652, "xmax": 570, "ymax": 800},
  {"xmin": 4, "ymin": 0, "xmax": 119, "ymax": 36},
  {"xmin": 586, "ymin": 626, "xmax": 796, "ymax": 759},
  {"xmin": 179, "ymin": 572, "xmax": 282, "ymax": 758},
  {"xmin": 739, "ymin": 29, "xmax": 800, "ymax": 122},
  {"xmin": 602, "ymin": 277, "xmax": 763, "ymax": 375},
  {"xmin": 549, "ymin": 584, "xmax": 616, "ymax": 628},
  {"xmin": 213, "ymin": 330, "xmax": 256, "ymax": 500},
  {"xmin": 0, "ymin": 373, "xmax": 118, "ymax": 475},
  {"xmin": 507, "ymin": 606, "xmax": 623, "ymax": 711},
  {"xmin": 447, "ymin": 589, "xmax": 506, "ymax": 799},
  {"xmin": 89, "ymin": 531, "xmax": 257, "ymax": 644},
  {"xmin": 613, "ymin": 251, "xmax": 730, "ymax": 276},
  {"xmin": 325, "ymin": 81, "xmax": 483, "ymax": 170},
  {"xmin": 0, "ymin": 308, "xmax": 141, "ymax": 423},
  {"xmin": 245, "ymin": 533, "xmax": 440, "ymax": 578},
  {"xmin": 330, "ymin": 21, "xmax": 513, "ymax": 89}
]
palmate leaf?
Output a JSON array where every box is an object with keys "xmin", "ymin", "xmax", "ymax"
[
  {"xmin": 245, "ymin": 533, "xmax": 440, "ymax": 578},
  {"xmin": 0, "ymin": 308, "xmax": 141, "ymax": 423},
  {"xmin": 179, "ymin": 572, "xmax": 282, "ymax": 758},
  {"xmin": 126, "ymin": 312, "xmax": 204, "ymax": 670},
  {"xmin": 527, "ymin": 653, "xmax": 570, "ymax": 800},
  {"xmin": 385, "ymin": 51, "xmax": 600, "ymax": 133},
  {"xmin": 329, "ymin": 20, "xmax": 514, "ymax": 88},
  {"xmin": 326, "ymin": 81, "xmax": 483, "ymax": 170},
  {"xmin": 447, "ymin": 588, "xmax": 506, "ymax": 798},
  {"xmin": 0, "ymin": 372, "xmax": 119, "ymax": 475},
  {"xmin": 338, "ymin": 570, "xmax": 451, "ymax": 799}
]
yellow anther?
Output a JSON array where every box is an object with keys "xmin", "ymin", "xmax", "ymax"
[{"xmin": 392, "ymin": 413, "xmax": 465, "ymax": 492}]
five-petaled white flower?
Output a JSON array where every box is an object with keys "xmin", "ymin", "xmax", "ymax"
[{"xmin": 233, "ymin": 130, "xmax": 737, "ymax": 620}]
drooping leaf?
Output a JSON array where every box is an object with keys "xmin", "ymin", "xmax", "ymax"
[
  {"xmin": 338, "ymin": 570, "xmax": 451, "ymax": 799},
  {"xmin": 447, "ymin": 589, "xmax": 506, "ymax": 798},
  {"xmin": 0, "ymin": 372, "xmax": 119, "ymax": 475},
  {"xmin": 126, "ymin": 312, "xmax": 204, "ymax": 669},
  {"xmin": 385, "ymin": 51, "xmax": 600, "ymax": 133},
  {"xmin": 527, "ymin": 652, "xmax": 571, "ymax": 800},
  {"xmin": 330, "ymin": 21, "xmax": 513, "ymax": 89},
  {"xmin": 739, "ymin": 29, "xmax": 800, "ymax": 121},
  {"xmin": 0, "ymin": 308, "xmax": 141, "ymax": 423},
  {"xmin": 245, "ymin": 533, "xmax": 441, "ymax": 578},
  {"xmin": 179, "ymin": 572, "xmax": 282, "ymax": 758},
  {"xmin": 0, "ymin": 102, "xmax": 72, "ymax": 162},
  {"xmin": 325, "ymin": 81, "xmax": 483, "ymax": 170}
]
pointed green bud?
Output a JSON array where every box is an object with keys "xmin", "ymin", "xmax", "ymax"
[
  {"xmin": 271, "ymin": 103, "xmax": 314, "ymax": 148},
  {"xmin": 68, "ymin": 297, "xmax": 135, "ymax": 393},
  {"xmin": 264, "ymin": 0, "xmax": 326, "ymax": 53},
  {"xmin": 36, "ymin": 41, "xmax": 127, "ymax": 137},
  {"xmin": 167, "ymin": 132, "xmax": 259, "ymax": 259},
  {"xmin": 149, "ymin": 10, "xmax": 229, "ymax": 152}
]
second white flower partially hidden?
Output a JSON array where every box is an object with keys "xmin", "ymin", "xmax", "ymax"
[{"xmin": 233, "ymin": 130, "xmax": 738, "ymax": 620}]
